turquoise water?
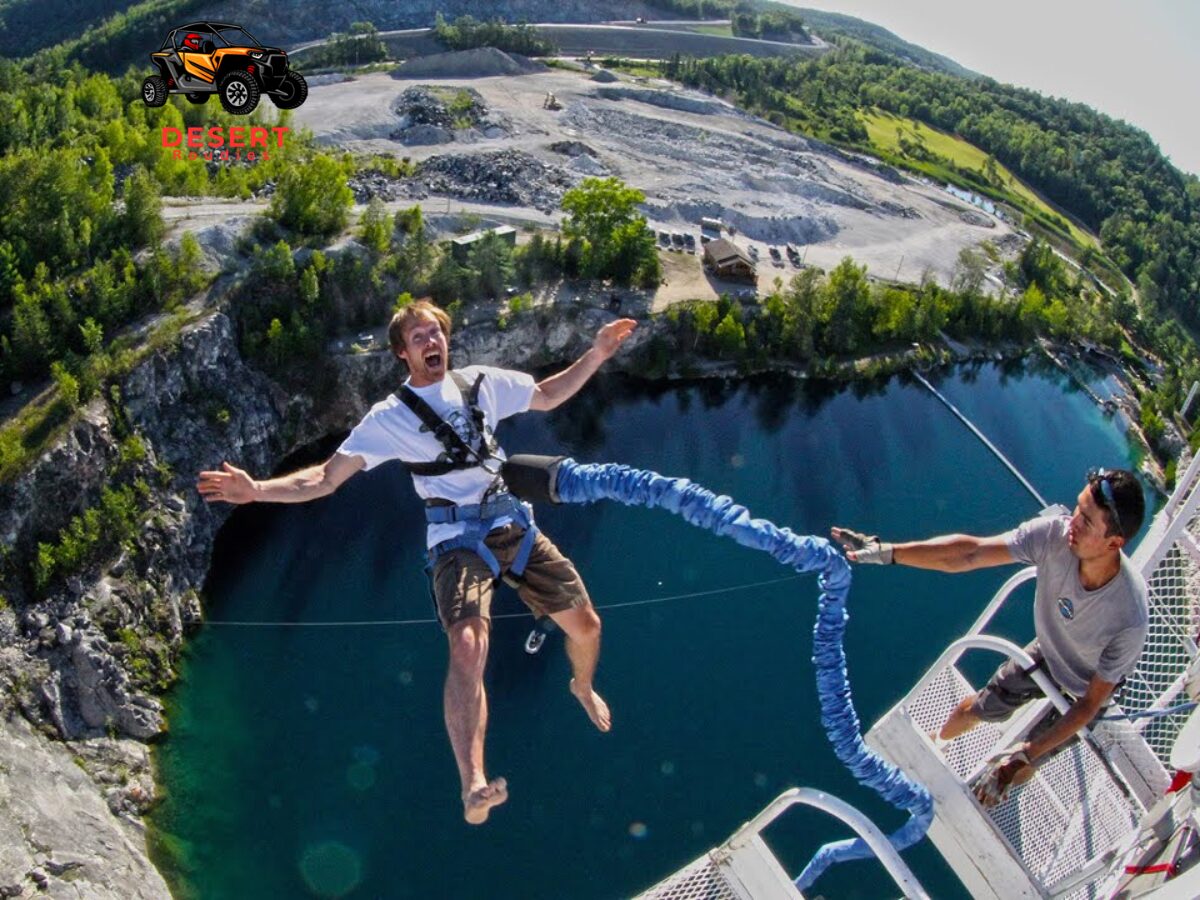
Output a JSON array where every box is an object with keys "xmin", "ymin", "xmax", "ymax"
[{"xmin": 152, "ymin": 358, "xmax": 1147, "ymax": 899}]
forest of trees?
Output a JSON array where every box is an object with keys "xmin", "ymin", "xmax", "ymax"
[
  {"xmin": 432, "ymin": 15, "xmax": 555, "ymax": 56},
  {"xmin": 664, "ymin": 238, "xmax": 1119, "ymax": 366},
  {"xmin": 297, "ymin": 22, "xmax": 388, "ymax": 71}
]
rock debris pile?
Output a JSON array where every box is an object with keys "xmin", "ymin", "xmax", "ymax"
[
  {"xmin": 391, "ymin": 85, "xmax": 511, "ymax": 146},
  {"xmin": 410, "ymin": 150, "xmax": 575, "ymax": 210}
]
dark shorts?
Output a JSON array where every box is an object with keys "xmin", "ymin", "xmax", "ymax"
[
  {"xmin": 970, "ymin": 641, "xmax": 1106, "ymax": 748},
  {"xmin": 431, "ymin": 523, "xmax": 590, "ymax": 629}
]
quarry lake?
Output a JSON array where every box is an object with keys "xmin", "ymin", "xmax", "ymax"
[{"xmin": 151, "ymin": 357, "xmax": 1148, "ymax": 899}]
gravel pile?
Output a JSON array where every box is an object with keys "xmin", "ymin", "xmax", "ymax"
[
  {"xmin": 348, "ymin": 173, "xmax": 408, "ymax": 203},
  {"xmin": 394, "ymin": 86, "xmax": 461, "ymax": 129},
  {"xmin": 595, "ymin": 86, "xmax": 740, "ymax": 117},
  {"xmin": 391, "ymin": 86, "xmax": 510, "ymax": 146},
  {"xmin": 412, "ymin": 150, "xmax": 574, "ymax": 210},
  {"xmin": 548, "ymin": 140, "xmax": 598, "ymax": 158}
]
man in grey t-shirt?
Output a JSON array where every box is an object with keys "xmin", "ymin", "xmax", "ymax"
[{"xmin": 832, "ymin": 467, "xmax": 1148, "ymax": 805}]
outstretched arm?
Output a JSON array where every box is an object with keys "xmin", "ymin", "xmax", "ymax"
[
  {"xmin": 530, "ymin": 318, "xmax": 637, "ymax": 412},
  {"xmin": 197, "ymin": 452, "xmax": 365, "ymax": 505},
  {"xmin": 831, "ymin": 527, "xmax": 1015, "ymax": 572},
  {"xmin": 976, "ymin": 673, "xmax": 1114, "ymax": 803},
  {"xmin": 1025, "ymin": 674, "xmax": 1114, "ymax": 762}
]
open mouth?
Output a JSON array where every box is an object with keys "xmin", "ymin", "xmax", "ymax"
[{"xmin": 423, "ymin": 352, "xmax": 443, "ymax": 370}]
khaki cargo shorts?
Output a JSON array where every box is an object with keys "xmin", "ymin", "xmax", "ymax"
[
  {"xmin": 431, "ymin": 524, "xmax": 591, "ymax": 629},
  {"xmin": 970, "ymin": 640, "xmax": 1108, "ymax": 753}
]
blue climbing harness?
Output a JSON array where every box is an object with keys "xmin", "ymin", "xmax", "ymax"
[{"xmin": 425, "ymin": 491, "xmax": 539, "ymax": 584}]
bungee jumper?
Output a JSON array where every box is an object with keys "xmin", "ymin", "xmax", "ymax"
[{"xmin": 199, "ymin": 299, "xmax": 637, "ymax": 825}]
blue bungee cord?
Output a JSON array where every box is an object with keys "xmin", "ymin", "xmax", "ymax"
[{"xmin": 508, "ymin": 456, "xmax": 933, "ymax": 892}]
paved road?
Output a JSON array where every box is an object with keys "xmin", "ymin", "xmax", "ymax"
[
  {"xmin": 160, "ymin": 196, "xmax": 562, "ymax": 232},
  {"xmin": 289, "ymin": 21, "xmax": 826, "ymax": 64}
]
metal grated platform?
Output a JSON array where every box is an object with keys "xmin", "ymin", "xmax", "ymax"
[{"xmin": 637, "ymin": 852, "xmax": 744, "ymax": 900}]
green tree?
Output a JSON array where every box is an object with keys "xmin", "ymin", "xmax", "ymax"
[
  {"xmin": 397, "ymin": 206, "xmax": 432, "ymax": 278},
  {"xmin": 818, "ymin": 258, "xmax": 870, "ymax": 354},
  {"xmin": 299, "ymin": 266, "xmax": 320, "ymax": 307},
  {"xmin": 79, "ymin": 318, "xmax": 104, "ymax": 355},
  {"xmin": 560, "ymin": 177, "xmax": 657, "ymax": 284},
  {"xmin": 50, "ymin": 360, "xmax": 79, "ymax": 409},
  {"xmin": 358, "ymin": 197, "xmax": 390, "ymax": 254},
  {"xmin": 10, "ymin": 291, "xmax": 52, "ymax": 373},
  {"xmin": 713, "ymin": 312, "xmax": 746, "ymax": 357},
  {"xmin": 264, "ymin": 317, "xmax": 287, "ymax": 369},
  {"xmin": 256, "ymin": 240, "xmax": 296, "ymax": 283},
  {"xmin": 468, "ymin": 231, "xmax": 516, "ymax": 299},
  {"xmin": 121, "ymin": 166, "xmax": 163, "ymax": 248},
  {"xmin": 952, "ymin": 247, "xmax": 987, "ymax": 297},
  {"xmin": 270, "ymin": 155, "xmax": 354, "ymax": 237}
]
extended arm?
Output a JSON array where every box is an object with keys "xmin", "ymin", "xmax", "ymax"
[
  {"xmin": 530, "ymin": 318, "xmax": 636, "ymax": 411},
  {"xmin": 831, "ymin": 527, "xmax": 1016, "ymax": 571},
  {"xmin": 197, "ymin": 452, "xmax": 365, "ymax": 505},
  {"xmin": 892, "ymin": 533, "xmax": 1016, "ymax": 572}
]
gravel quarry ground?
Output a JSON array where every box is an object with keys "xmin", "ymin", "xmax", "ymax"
[{"xmin": 169, "ymin": 50, "xmax": 1016, "ymax": 302}]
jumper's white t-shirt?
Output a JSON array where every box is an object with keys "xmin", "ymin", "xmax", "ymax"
[{"xmin": 335, "ymin": 365, "xmax": 536, "ymax": 548}]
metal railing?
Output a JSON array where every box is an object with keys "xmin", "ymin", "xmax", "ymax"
[{"xmin": 729, "ymin": 788, "xmax": 931, "ymax": 900}]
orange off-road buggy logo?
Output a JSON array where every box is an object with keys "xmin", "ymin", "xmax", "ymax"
[{"xmin": 142, "ymin": 22, "xmax": 307, "ymax": 115}]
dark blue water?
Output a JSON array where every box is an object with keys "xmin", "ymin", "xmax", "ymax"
[{"xmin": 151, "ymin": 359, "xmax": 1147, "ymax": 899}]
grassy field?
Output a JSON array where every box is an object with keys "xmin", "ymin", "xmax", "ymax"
[
  {"xmin": 860, "ymin": 109, "xmax": 1096, "ymax": 248},
  {"xmin": 603, "ymin": 59, "xmax": 665, "ymax": 79}
]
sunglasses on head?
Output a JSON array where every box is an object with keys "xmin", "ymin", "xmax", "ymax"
[{"xmin": 1087, "ymin": 467, "xmax": 1122, "ymax": 537}]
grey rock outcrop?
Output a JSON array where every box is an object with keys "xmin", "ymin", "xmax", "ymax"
[
  {"xmin": 0, "ymin": 714, "xmax": 167, "ymax": 898},
  {"xmin": 0, "ymin": 312, "xmax": 294, "ymax": 894}
]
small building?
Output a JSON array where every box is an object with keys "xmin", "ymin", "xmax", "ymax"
[
  {"xmin": 703, "ymin": 237, "xmax": 756, "ymax": 282},
  {"xmin": 450, "ymin": 225, "xmax": 517, "ymax": 263}
]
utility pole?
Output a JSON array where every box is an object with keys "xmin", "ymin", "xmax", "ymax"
[{"xmin": 894, "ymin": 254, "xmax": 904, "ymax": 281}]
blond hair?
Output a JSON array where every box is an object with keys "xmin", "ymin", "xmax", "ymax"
[{"xmin": 388, "ymin": 299, "xmax": 451, "ymax": 353}]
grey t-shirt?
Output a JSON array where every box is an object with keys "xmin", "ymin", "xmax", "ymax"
[{"xmin": 1005, "ymin": 514, "xmax": 1149, "ymax": 697}]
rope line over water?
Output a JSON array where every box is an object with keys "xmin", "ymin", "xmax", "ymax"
[
  {"xmin": 202, "ymin": 573, "xmax": 803, "ymax": 627},
  {"xmin": 913, "ymin": 371, "xmax": 1049, "ymax": 508}
]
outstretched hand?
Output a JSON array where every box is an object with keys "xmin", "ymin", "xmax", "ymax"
[
  {"xmin": 197, "ymin": 462, "xmax": 258, "ymax": 505},
  {"xmin": 830, "ymin": 526, "xmax": 894, "ymax": 564},
  {"xmin": 593, "ymin": 318, "xmax": 637, "ymax": 361}
]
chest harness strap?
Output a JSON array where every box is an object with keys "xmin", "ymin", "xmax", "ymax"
[{"xmin": 397, "ymin": 371, "xmax": 538, "ymax": 584}]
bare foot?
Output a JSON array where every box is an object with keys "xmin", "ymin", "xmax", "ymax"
[
  {"xmin": 463, "ymin": 777, "xmax": 508, "ymax": 825},
  {"xmin": 570, "ymin": 678, "xmax": 612, "ymax": 732}
]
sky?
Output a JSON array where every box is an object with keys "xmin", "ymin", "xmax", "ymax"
[{"xmin": 786, "ymin": 1, "xmax": 1200, "ymax": 176}]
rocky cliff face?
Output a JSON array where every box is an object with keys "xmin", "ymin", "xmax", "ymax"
[{"xmin": 0, "ymin": 301, "xmax": 632, "ymax": 895}]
